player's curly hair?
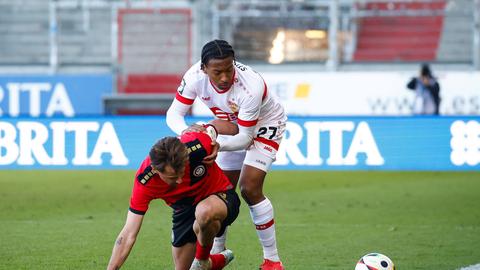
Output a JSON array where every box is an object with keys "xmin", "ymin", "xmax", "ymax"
[
  {"xmin": 149, "ymin": 137, "xmax": 188, "ymax": 173},
  {"xmin": 201, "ymin": 39, "xmax": 235, "ymax": 66}
]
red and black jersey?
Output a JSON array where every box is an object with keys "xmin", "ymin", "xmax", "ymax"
[{"xmin": 129, "ymin": 132, "xmax": 233, "ymax": 215}]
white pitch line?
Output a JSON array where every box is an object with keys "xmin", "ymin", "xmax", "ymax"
[{"xmin": 459, "ymin": 263, "xmax": 480, "ymax": 270}]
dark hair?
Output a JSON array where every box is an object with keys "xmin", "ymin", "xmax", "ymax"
[
  {"xmin": 149, "ymin": 137, "xmax": 188, "ymax": 173},
  {"xmin": 201, "ymin": 39, "xmax": 235, "ymax": 66},
  {"xmin": 421, "ymin": 63, "xmax": 432, "ymax": 78}
]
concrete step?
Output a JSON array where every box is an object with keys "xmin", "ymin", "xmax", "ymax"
[
  {"xmin": 439, "ymin": 37, "xmax": 473, "ymax": 44},
  {"xmin": 58, "ymin": 45, "xmax": 110, "ymax": 56},
  {"xmin": 0, "ymin": 34, "xmax": 49, "ymax": 43},
  {"xmin": 0, "ymin": 12, "xmax": 47, "ymax": 22},
  {"xmin": 57, "ymin": 55, "xmax": 111, "ymax": 64},
  {"xmin": 0, "ymin": 23, "xmax": 48, "ymax": 32}
]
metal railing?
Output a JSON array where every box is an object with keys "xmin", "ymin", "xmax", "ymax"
[
  {"xmin": 0, "ymin": 0, "xmax": 479, "ymax": 71},
  {"xmin": 45, "ymin": 0, "xmax": 191, "ymax": 73}
]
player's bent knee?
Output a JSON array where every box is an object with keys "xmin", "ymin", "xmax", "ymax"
[{"xmin": 195, "ymin": 204, "xmax": 216, "ymax": 227}]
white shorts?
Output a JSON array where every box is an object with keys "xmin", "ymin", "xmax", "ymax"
[
  {"xmin": 216, "ymin": 150, "xmax": 246, "ymax": 171},
  {"xmin": 216, "ymin": 119, "xmax": 286, "ymax": 172}
]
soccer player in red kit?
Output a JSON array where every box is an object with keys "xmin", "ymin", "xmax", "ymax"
[
  {"xmin": 106, "ymin": 131, "xmax": 240, "ymax": 270},
  {"xmin": 167, "ymin": 40, "xmax": 286, "ymax": 270}
]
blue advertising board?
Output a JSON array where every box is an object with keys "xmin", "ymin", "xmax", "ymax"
[
  {"xmin": 0, "ymin": 75, "xmax": 112, "ymax": 117},
  {"xmin": 0, "ymin": 116, "xmax": 478, "ymax": 170}
]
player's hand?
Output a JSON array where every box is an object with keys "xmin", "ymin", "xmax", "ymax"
[
  {"xmin": 181, "ymin": 124, "xmax": 206, "ymax": 134},
  {"xmin": 203, "ymin": 141, "xmax": 219, "ymax": 165}
]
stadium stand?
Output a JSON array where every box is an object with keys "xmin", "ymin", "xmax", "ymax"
[
  {"xmin": 56, "ymin": 3, "xmax": 111, "ymax": 66},
  {"xmin": 116, "ymin": 8, "xmax": 191, "ymax": 94},
  {"xmin": 0, "ymin": 0, "xmax": 111, "ymax": 66},
  {"xmin": 110, "ymin": 7, "xmax": 191, "ymax": 114},
  {"xmin": 437, "ymin": 0, "xmax": 474, "ymax": 62},
  {"xmin": 353, "ymin": 1, "xmax": 446, "ymax": 62},
  {"xmin": 0, "ymin": 0, "xmax": 479, "ymax": 115},
  {"xmin": 0, "ymin": 1, "xmax": 50, "ymax": 65},
  {"xmin": 212, "ymin": 1, "xmax": 333, "ymax": 63}
]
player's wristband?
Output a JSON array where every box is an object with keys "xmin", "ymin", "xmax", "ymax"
[{"xmin": 203, "ymin": 124, "xmax": 218, "ymax": 141}]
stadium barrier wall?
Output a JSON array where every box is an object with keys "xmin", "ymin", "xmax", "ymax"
[
  {"xmin": 0, "ymin": 116, "xmax": 478, "ymax": 170},
  {"xmin": 191, "ymin": 71, "xmax": 480, "ymax": 116},
  {"xmin": 0, "ymin": 74, "xmax": 112, "ymax": 117}
]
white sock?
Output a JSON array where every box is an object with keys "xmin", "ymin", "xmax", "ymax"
[
  {"xmin": 210, "ymin": 227, "xmax": 228, "ymax": 254},
  {"xmin": 249, "ymin": 198, "xmax": 280, "ymax": 262}
]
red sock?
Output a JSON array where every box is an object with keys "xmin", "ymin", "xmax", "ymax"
[
  {"xmin": 210, "ymin": 253, "xmax": 226, "ymax": 270},
  {"xmin": 195, "ymin": 241, "xmax": 212, "ymax": 260}
]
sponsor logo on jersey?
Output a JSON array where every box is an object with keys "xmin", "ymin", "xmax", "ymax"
[
  {"xmin": 210, "ymin": 107, "xmax": 237, "ymax": 121},
  {"xmin": 201, "ymin": 96, "xmax": 211, "ymax": 101}
]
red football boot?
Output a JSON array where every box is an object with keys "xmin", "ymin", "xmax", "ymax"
[{"xmin": 259, "ymin": 259, "xmax": 285, "ymax": 270}]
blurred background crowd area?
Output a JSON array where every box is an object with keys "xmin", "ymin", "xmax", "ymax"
[{"xmin": 0, "ymin": 0, "xmax": 479, "ymax": 115}]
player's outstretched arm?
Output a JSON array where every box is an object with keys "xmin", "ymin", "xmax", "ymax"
[
  {"xmin": 166, "ymin": 99, "xmax": 191, "ymax": 135},
  {"xmin": 107, "ymin": 211, "xmax": 144, "ymax": 270}
]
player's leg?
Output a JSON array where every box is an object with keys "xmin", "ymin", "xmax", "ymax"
[
  {"xmin": 171, "ymin": 203, "xmax": 197, "ymax": 270},
  {"xmin": 211, "ymin": 150, "xmax": 245, "ymax": 253},
  {"xmin": 172, "ymin": 243, "xmax": 195, "ymax": 270},
  {"xmin": 222, "ymin": 170, "xmax": 241, "ymax": 188},
  {"xmin": 241, "ymin": 145, "xmax": 284, "ymax": 270},
  {"xmin": 191, "ymin": 191, "xmax": 240, "ymax": 270},
  {"xmin": 193, "ymin": 195, "xmax": 228, "ymax": 248}
]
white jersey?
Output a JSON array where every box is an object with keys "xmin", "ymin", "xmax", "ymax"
[
  {"xmin": 175, "ymin": 61, "xmax": 286, "ymax": 128},
  {"xmin": 168, "ymin": 61, "xmax": 287, "ymax": 172}
]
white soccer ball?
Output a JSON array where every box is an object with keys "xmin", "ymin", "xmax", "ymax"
[{"xmin": 355, "ymin": 253, "xmax": 395, "ymax": 270}]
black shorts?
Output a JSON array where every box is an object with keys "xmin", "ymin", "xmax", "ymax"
[{"xmin": 170, "ymin": 189, "xmax": 240, "ymax": 247}]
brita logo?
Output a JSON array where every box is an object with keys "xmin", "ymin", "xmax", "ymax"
[
  {"xmin": 275, "ymin": 121, "xmax": 384, "ymax": 166},
  {"xmin": 0, "ymin": 121, "xmax": 128, "ymax": 166}
]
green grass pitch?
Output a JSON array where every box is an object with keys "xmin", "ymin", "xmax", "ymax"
[{"xmin": 1, "ymin": 170, "xmax": 479, "ymax": 270}]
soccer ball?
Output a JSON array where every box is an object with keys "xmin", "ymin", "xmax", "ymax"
[{"xmin": 355, "ymin": 253, "xmax": 395, "ymax": 270}]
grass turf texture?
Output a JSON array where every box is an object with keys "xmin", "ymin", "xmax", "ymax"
[{"xmin": 0, "ymin": 171, "xmax": 479, "ymax": 270}]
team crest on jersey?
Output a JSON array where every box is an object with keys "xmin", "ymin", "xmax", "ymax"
[
  {"xmin": 228, "ymin": 100, "xmax": 239, "ymax": 113},
  {"xmin": 193, "ymin": 165, "xmax": 206, "ymax": 177}
]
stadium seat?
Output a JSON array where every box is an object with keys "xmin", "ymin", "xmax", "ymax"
[
  {"xmin": 119, "ymin": 74, "xmax": 182, "ymax": 94},
  {"xmin": 114, "ymin": 74, "xmax": 182, "ymax": 115},
  {"xmin": 353, "ymin": 1, "xmax": 446, "ymax": 62}
]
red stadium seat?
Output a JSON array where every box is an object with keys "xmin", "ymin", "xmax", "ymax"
[
  {"xmin": 353, "ymin": 1, "xmax": 446, "ymax": 62},
  {"xmin": 119, "ymin": 74, "xmax": 182, "ymax": 94}
]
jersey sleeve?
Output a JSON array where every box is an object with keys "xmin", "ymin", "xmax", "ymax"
[
  {"xmin": 236, "ymin": 79, "xmax": 265, "ymax": 128},
  {"xmin": 175, "ymin": 69, "xmax": 197, "ymax": 105},
  {"xmin": 167, "ymin": 65, "xmax": 200, "ymax": 134},
  {"xmin": 129, "ymin": 182, "xmax": 153, "ymax": 215},
  {"xmin": 129, "ymin": 162, "xmax": 154, "ymax": 215}
]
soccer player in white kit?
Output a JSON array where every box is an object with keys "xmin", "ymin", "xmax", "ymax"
[{"xmin": 166, "ymin": 40, "xmax": 286, "ymax": 270}]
